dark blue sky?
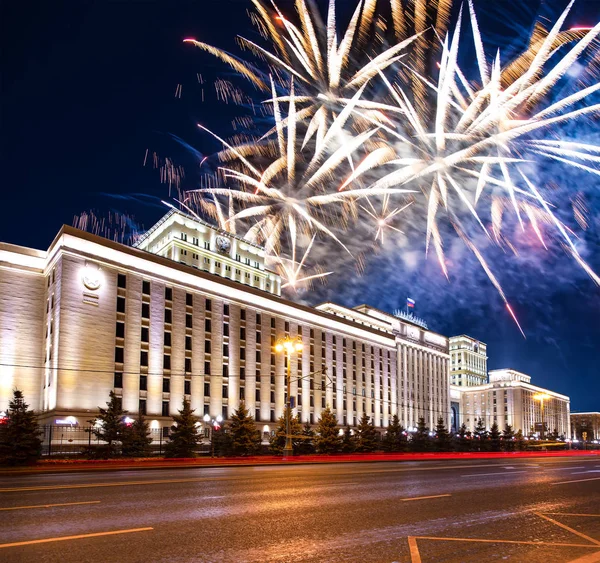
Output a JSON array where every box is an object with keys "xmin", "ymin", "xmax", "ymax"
[{"xmin": 2, "ymin": 1, "xmax": 598, "ymax": 411}]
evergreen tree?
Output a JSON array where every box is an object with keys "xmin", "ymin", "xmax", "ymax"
[
  {"xmin": 270, "ymin": 406, "xmax": 303, "ymax": 455},
  {"xmin": 212, "ymin": 425, "xmax": 233, "ymax": 457},
  {"xmin": 296, "ymin": 422, "xmax": 316, "ymax": 455},
  {"xmin": 473, "ymin": 418, "xmax": 488, "ymax": 451},
  {"xmin": 89, "ymin": 391, "xmax": 127, "ymax": 456},
  {"xmin": 355, "ymin": 414, "xmax": 379, "ymax": 452},
  {"xmin": 341, "ymin": 425, "xmax": 356, "ymax": 453},
  {"xmin": 410, "ymin": 417, "xmax": 430, "ymax": 452},
  {"xmin": 434, "ymin": 417, "xmax": 452, "ymax": 452},
  {"xmin": 122, "ymin": 412, "xmax": 153, "ymax": 457},
  {"xmin": 514, "ymin": 429, "xmax": 525, "ymax": 451},
  {"xmin": 314, "ymin": 407, "xmax": 342, "ymax": 454},
  {"xmin": 229, "ymin": 401, "xmax": 261, "ymax": 456},
  {"xmin": 489, "ymin": 422, "xmax": 501, "ymax": 452},
  {"xmin": 455, "ymin": 423, "xmax": 471, "ymax": 452},
  {"xmin": 382, "ymin": 414, "xmax": 405, "ymax": 452},
  {"xmin": 502, "ymin": 424, "xmax": 515, "ymax": 452},
  {"xmin": 164, "ymin": 398, "xmax": 201, "ymax": 458},
  {"xmin": 0, "ymin": 389, "xmax": 42, "ymax": 465}
]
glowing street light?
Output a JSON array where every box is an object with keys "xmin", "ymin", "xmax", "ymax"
[
  {"xmin": 533, "ymin": 393, "xmax": 551, "ymax": 440},
  {"xmin": 274, "ymin": 336, "xmax": 303, "ymax": 458},
  {"xmin": 203, "ymin": 413, "xmax": 223, "ymax": 458}
]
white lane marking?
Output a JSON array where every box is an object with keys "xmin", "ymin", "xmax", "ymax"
[
  {"xmin": 401, "ymin": 494, "xmax": 451, "ymax": 502},
  {"xmin": 553, "ymin": 477, "xmax": 600, "ymax": 485},
  {"xmin": 463, "ymin": 471, "xmax": 527, "ymax": 477}
]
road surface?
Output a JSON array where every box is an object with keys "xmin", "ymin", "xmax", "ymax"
[{"xmin": 1, "ymin": 456, "xmax": 599, "ymax": 562}]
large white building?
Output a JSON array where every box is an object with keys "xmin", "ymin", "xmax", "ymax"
[
  {"xmin": 450, "ymin": 368, "xmax": 570, "ymax": 438},
  {"xmin": 0, "ymin": 211, "xmax": 451, "ymax": 437},
  {"xmin": 449, "ymin": 335, "xmax": 487, "ymax": 386}
]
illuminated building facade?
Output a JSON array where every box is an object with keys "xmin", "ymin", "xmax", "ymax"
[
  {"xmin": 449, "ymin": 335, "xmax": 487, "ymax": 386},
  {"xmin": 570, "ymin": 412, "xmax": 600, "ymax": 441},
  {"xmin": 0, "ymin": 212, "xmax": 450, "ymax": 436},
  {"xmin": 451, "ymin": 368, "xmax": 570, "ymax": 437}
]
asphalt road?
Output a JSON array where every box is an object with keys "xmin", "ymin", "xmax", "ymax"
[{"xmin": 0, "ymin": 456, "xmax": 599, "ymax": 563}]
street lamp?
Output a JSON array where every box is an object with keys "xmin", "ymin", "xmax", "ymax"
[
  {"xmin": 533, "ymin": 393, "xmax": 551, "ymax": 440},
  {"xmin": 203, "ymin": 414, "xmax": 223, "ymax": 458},
  {"xmin": 275, "ymin": 336, "xmax": 303, "ymax": 458}
]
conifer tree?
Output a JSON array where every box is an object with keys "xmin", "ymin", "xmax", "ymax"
[
  {"xmin": 0, "ymin": 390, "xmax": 42, "ymax": 465},
  {"xmin": 296, "ymin": 421, "xmax": 316, "ymax": 455},
  {"xmin": 514, "ymin": 429, "xmax": 526, "ymax": 451},
  {"xmin": 410, "ymin": 417, "xmax": 430, "ymax": 452},
  {"xmin": 164, "ymin": 398, "xmax": 201, "ymax": 458},
  {"xmin": 314, "ymin": 407, "xmax": 342, "ymax": 454},
  {"xmin": 355, "ymin": 413, "xmax": 379, "ymax": 452},
  {"xmin": 341, "ymin": 425, "xmax": 356, "ymax": 453},
  {"xmin": 489, "ymin": 421, "xmax": 502, "ymax": 452},
  {"xmin": 473, "ymin": 418, "xmax": 488, "ymax": 451},
  {"xmin": 89, "ymin": 390, "xmax": 127, "ymax": 456},
  {"xmin": 122, "ymin": 412, "xmax": 153, "ymax": 457},
  {"xmin": 382, "ymin": 414, "xmax": 404, "ymax": 452},
  {"xmin": 502, "ymin": 424, "xmax": 515, "ymax": 452},
  {"xmin": 270, "ymin": 406, "xmax": 303, "ymax": 455},
  {"xmin": 229, "ymin": 401, "xmax": 261, "ymax": 456},
  {"xmin": 434, "ymin": 417, "xmax": 452, "ymax": 452},
  {"xmin": 456, "ymin": 423, "xmax": 471, "ymax": 452}
]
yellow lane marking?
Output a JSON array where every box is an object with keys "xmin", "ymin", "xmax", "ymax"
[
  {"xmin": 0, "ymin": 501, "xmax": 100, "ymax": 511},
  {"xmin": 407, "ymin": 536, "xmax": 422, "ymax": 563},
  {"xmin": 536, "ymin": 513, "xmax": 600, "ymax": 546},
  {"xmin": 0, "ymin": 527, "xmax": 153, "ymax": 549},
  {"xmin": 0, "ymin": 476, "xmax": 235, "ymax": 493},
  {"xmin": 567, "ymin": 551, "xmax": 600, "ymax": 563},
  {"xmin": 414, "ymin": 536, "xmax": 600, "ymax": 548},
  {"xmin": 553, "ymin": 477, "xmax": 600, "ymax": 485},
  {"xmin": 401, "ymin": 494, "xmax": 451, "ymax": 502},
  {"xmin": 544, "ymin": 513, "xmax": 600, "ymax": 517}
]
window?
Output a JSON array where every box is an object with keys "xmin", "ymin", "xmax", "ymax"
[
  {"xmin": 117, "ymin": 296, "xmax": 126, "ymax": 313},
  {"xmin": 204, "ymin": 241, "xmax": 210, "ymax": 250},
  {"xmin": 255, "ymin": 390, "xmax": 261, "ymax": 402},
  {"xmin": 117, "ymin": 274, "xmax": 127, "ymax": 288},
  {"xmin": 240, "ymin": 327, "xmax": 246, "ymax": 340},
  {"xmin": 223, "ymin": 344, "xmax": 229, "ymax": 357},
  {"xmin": 256, "ymin": 313, "xmax": 261, "ymax": 325},
  {"xmin": 115, "ymin": 347, "xmax": 124, "ymax": 363},
  {"xmin": 205, "ymin": 318, "xmax": 211, "ymax": 332},
  {"xmin": 181, "ymin": 232, "xmax": 187, "ymax": 241},
  {"xmin": 223, "ymin": 386, "xmax": 229, "ymax": 398},
  {"xmin": 285, "ymin": 321, "xmax": 290, "ymax": 332},
  {"xmin": 271, "ymin": 318, "xmax": 276, "ymax": 329},
  {"xmin": 224, "ymin": 303, "xmax": 230, "ymax": 316},
  {"xmin": 240, "ymin": 309, "xmax": 246, "ymax": 321},
  {"xmin": 240, "ymin": 367, "xmax": 245, "ymax": 380},
  {"xmin": 205, "ymin": 298, "xmax": 212, "ymax": 311},
  {"xmin": 186, "ymin": 293, "xmax": 193, "ymax": 306},
  {"xmin": 223, "ymin": 323, "xmax": 229, "ymax": 337},
  {"xmin": 270, "ymin": 391, "xmax": 275, "ymax": 403},
  {"xmin": 185, "ymin": 336, "xmax": 192, "ymax": 350},
  {"xmin": 163, "ymin": 378, "xmax": 170, "ymax": 393},
  {"xmin": 140, "ymin": 350, "xmax": 148, "ymax": 367},
  {"xmin": 165, "ymin": 287, "xmax": 173, "ymax": 301},
  {"xmin": 310, "ymin": 329, "xmax": 314, "ymax": 338},
  {"xmin": 163, "ymin": 355, "xmax": 171, "ymax": 370},
  {"xmin": 113, "ymin": 372, "xmax": 123, "ymax": 388},
  {"xmin": 140, "ymin": 375, "xmax": 148, "ymax": 391},
  {"xmin": 256, "ymin": 332, "xmax": 261, "ymax": 344},
  {"xmin": 205, "ymin": 340, "xmax": 211, "ymax": 354},
  {"xmin": 193, "ymin": 237, "xmax": 199, "ymax": 246},
  {"xmin": 240, "ymin": 348, "xmax": 245, "ymax": 361},
  {"xmin": 142, "ymin": 303, "xmax": 150, "ymax": 319},
  {"xmin": 139, "ymin": 399, "xmax": 147, "ymax": 415},
  {"xmin": 116, "ymin": 322, "xmax": 125, "ymax": 339},
  {"xmin": 186, "ymin": 314, "xmax": 193, "ymax": 328},
  {"xmin": 185, "ymin": 358, "xmax": 192, "ymax": 373},
  {"xmin": 222, "ymin": 363, "xmax": 229, "ymax": 377},
  {"xmin": 204, "ymin": 361, "xmax": 210, "ymax": 375},
  {"xmin": 141, "ymin": 327, "xmax": 149, "ymax": 343},
  {"xmin": 164, "ymin": 309, "xmax": 172, "ymax": 324},
  {"xmin": 164, "ymin": 332, "xmax": 171, "ymax": 346},
  {"xmin": 240, "ymin": 387, "xmax": 245, "ymax": 400},
  {"xmin": 184, "ymin": 380, "xmax": 191, "ymax": 395},
  {"xmin": 256, "ymin": 350, "xmax": 261, "ymax": 363},
  {"xmin": 162, "ymin": 401, "xmax": 169, "ymax": 417},
  {"xmin": 142, "ymin": 280, "xmax": 151, "ymax": 295}
]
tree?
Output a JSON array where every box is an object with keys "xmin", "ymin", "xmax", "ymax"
[
  {"xmin": 341, "ymin": 425, "xmax": 356, "ymax": 453},
  {"xmin": 314, "ymin": 407, "xmax": 342, "ymax": 454},
  {"xmin": 434, "ymin": 417, "xmax": 452, "ymax": 452},
  {"xmin": 229, "ymin": 401, "xmax": 261, "ymax": 456},
  {"xmin": 514, "ymin": 429, "xmax": 526, "ymax": 451},
  {"xmin": 382, "ymin": 415, "xmax": 406, "ymax": 453},
  {"xmin": 164, "ymin": 398, "xmax": 201, "ymax": 458},
  {"xmin": 296, "ymin": 422, "xmax": 316, "ymax": 455},
  {"xmin": 410, "ymin": 417, "xmax": 430, "ymax": 452},
  {"xmin": 0, "ymin": 389, "xmax": 42, "ymax": 465},
  {"xmin": 89, "ymin": 391, "xmax": 127, "ymax": 456},
  {"xmin": 355, "ymin": 414, "xmax": 379, "ymax": 452},
  {"xmin": 270, "ymin": 406, "xmax": 303, "ymax": 455},
  {"xmin": 502, "ymin": 424, "xmax": 515, "ymax": 452},
  {"xmin": 489, "ymin": 422, "xmax": 501, "ymax": 452},
  {"xmin": 473, "ymin": 418, "xmax": 488, "ymax": 451},
  {"xmin": 122, "ymin": 412, "xmax": 153, "ymax": 457},
  {"xmin": 455, "ymin": 423, "xmax": 471, "ymax": 452}
]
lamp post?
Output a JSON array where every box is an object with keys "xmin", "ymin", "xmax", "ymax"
[
  {"xmin": 533, "ymin": 393, "xmax": 550, "ymax": 440},
  {"xmin": 203, "ymin": 414, "xmax": 223, "ymax": 458},
  {"xmin": 275, "ymin": 336, "xmax": 303, "ymax": 458}
]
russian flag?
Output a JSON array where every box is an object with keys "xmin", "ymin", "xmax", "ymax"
[{"xmin": 407, "ymin": 297, "xmax": 415, "ymax": 308}]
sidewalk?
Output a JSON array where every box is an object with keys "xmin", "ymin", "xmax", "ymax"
[{"xmin": 1, "ymin": 450, "xmax": 598, "ymax": 475}]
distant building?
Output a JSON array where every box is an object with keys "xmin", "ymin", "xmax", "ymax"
[
  {"xmin": 449, "ymin": 335, "xmax": 487, "ymax": 386},
  {"xmin": 451, "ymin": 368, "xmax": 570, "ymax": 437},
  {"xmin": 570, "ymin": 412, "xmax": 600, "ymax": 441}
]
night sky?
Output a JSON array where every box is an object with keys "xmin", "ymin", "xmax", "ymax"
[{"xmin": 2, "ymin": 1, "xmax": 599, "ymax": 412}]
